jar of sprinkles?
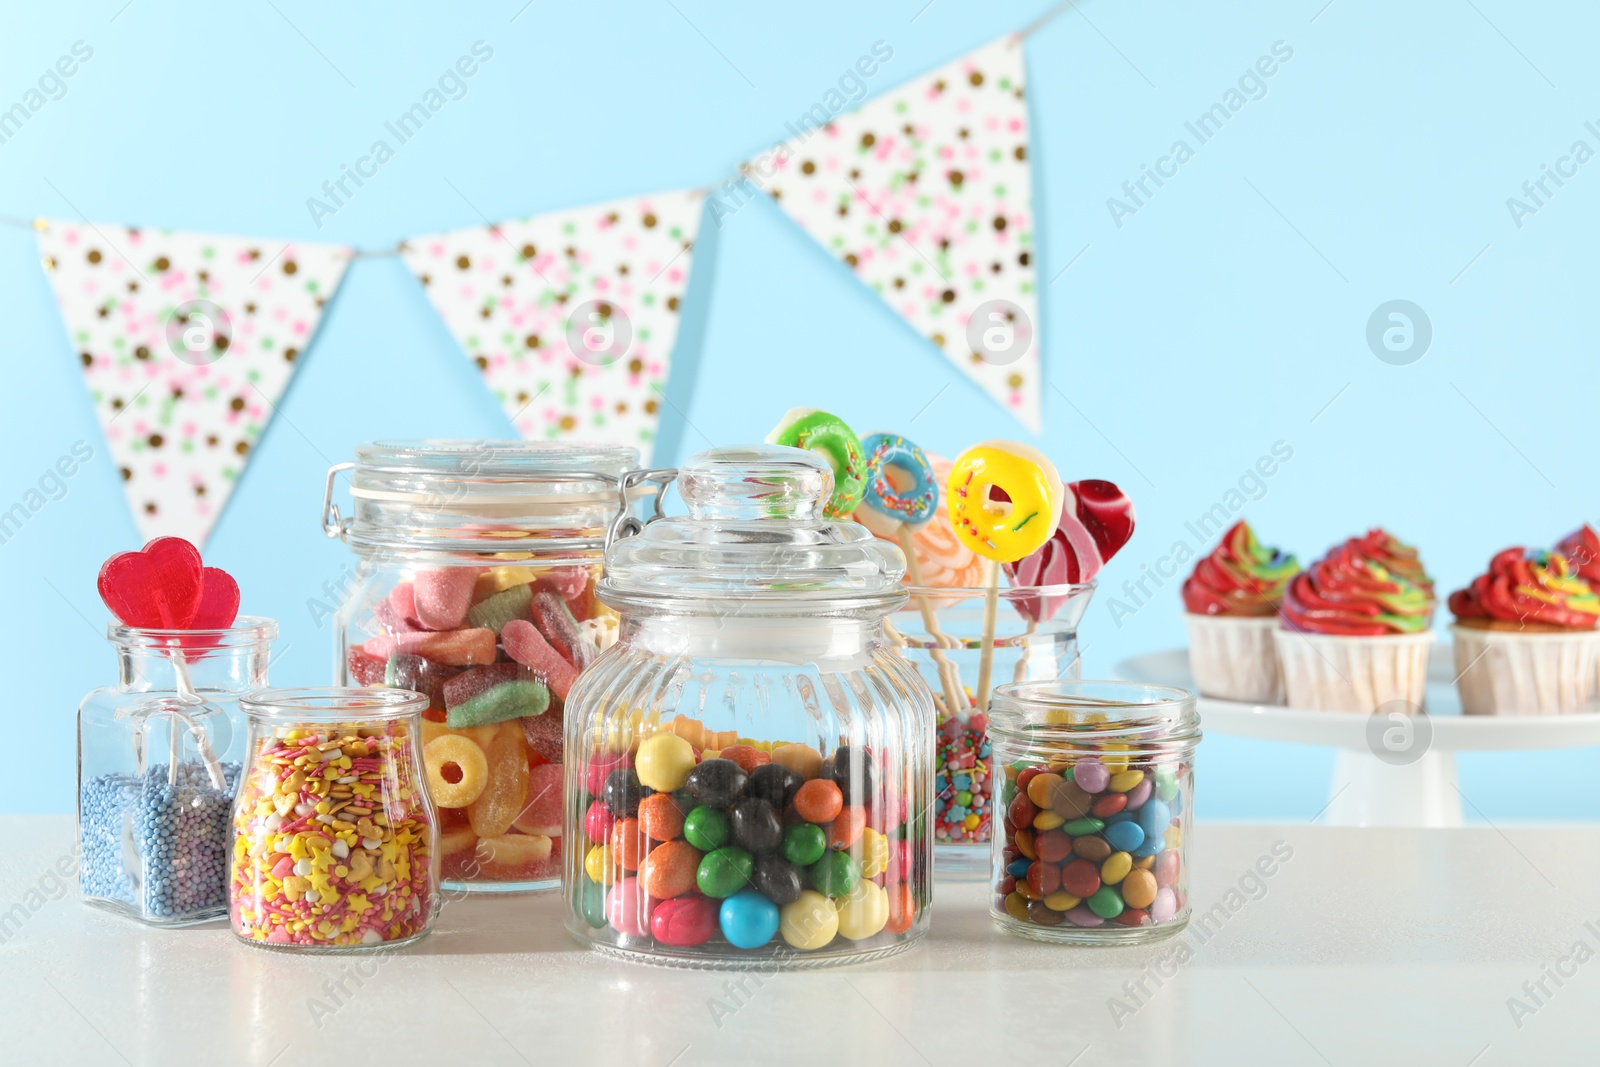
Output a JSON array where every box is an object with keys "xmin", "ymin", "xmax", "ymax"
[
  {"xmin": 77, "ymin": 617, "xmax": 275, "ymax": 927},
  {"xmin": 988, "ymin": 680, "xmax": 1199, "ymax": 944},
  {"xmin": 229, "ymin": 687, "xmax": 439, "ymax": 951}
]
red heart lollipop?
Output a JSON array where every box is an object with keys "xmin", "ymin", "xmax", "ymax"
[
  {"xmin": 190, "ymin": 567, "xmax": 241, "ymax": 630},
  {"xmin": 1005, "ymin": 479, "xmax": 1136, "ymax": 622},
  {"xmin": 97, "ymin": 537, "xmax": 205, "ymax": 629}
]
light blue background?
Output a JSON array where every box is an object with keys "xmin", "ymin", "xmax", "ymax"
[{"xmin": 3, "ymin": 0, "xmax": 1594, "ymax": 819}]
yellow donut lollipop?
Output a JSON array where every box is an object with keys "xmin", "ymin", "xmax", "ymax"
[{"xmin": 946, "ymin": 441, "xmax": 1065, "ymax": 563}]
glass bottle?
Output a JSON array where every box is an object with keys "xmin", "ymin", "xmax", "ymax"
[
  {"xmin": 563, "ymin": 445, "xmax": 935, "ymax": 968},
  {"xmin": 323, "ymin": 439, "xmax": 644, "ymax": 892},
  {"xmin": 77, "ymin": 617, "xmax": 276, "ymax": 926}
]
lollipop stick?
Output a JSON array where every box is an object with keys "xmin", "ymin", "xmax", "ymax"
[
  {"xmin": 976, "ymin": 557, "xmax": 1000, "ymax": 711},
  {"xmin": 896, "ymin": 526, "xmax": 967, "ymax": 714}
]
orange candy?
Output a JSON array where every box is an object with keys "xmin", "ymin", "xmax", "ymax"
[
  {"xmin": 828, "ymin": 806, "xmax": 867, "ymax": 850},
  {"xmin": 793, "ymin": 779, "xmax": 844, "ymax": 824},
  {"xmin": 638, "ymin": 793, "xmax": 685, "ymax": 842},
  {"xmin": 885, "ymin": 883, "xmax": 916, "ymax": 935},
  {"xmin": 467, "ymin": 729, "xmax": 528, "ymax": 839},
  {"xmin": 610, "ymin": 817, "xmax": 647, "ymax": 871},
  {"xmin": 639, "ymin": 840, "xmax": 700, "ymax": 899},
  {"xmin": 719, "ymin": 744, "xmax": 771, "ymax": 774}
]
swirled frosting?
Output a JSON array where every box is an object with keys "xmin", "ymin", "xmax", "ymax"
[
  {"xmin": 1448, "ymin": 547, "xmax": 1600, "ymax": 630},
  {"xmin": 1182, "ymin": 520, "xmax": 1298, "ymax": 617},
  {"xmin": 1555, "ymin": 525, "xmax": 1600, "ymax": 586},
  {"xmin": 1348, "ymin": 528, "xmax": 1433, "ymax": 596},
  {"xmin": 1281, "ymin": 541, "xmax": 1433, "ymax": 635}
]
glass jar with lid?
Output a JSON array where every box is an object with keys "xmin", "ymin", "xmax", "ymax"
[
  {"xmin": 322, "ymin": 440, "xmax": 644, "ymax": 892},
  {"xmin": 563, "ymin": 445, "xmax": 935, "ymax": 968},
  {"xmin": 77, "ymin": 617, "xmax": 276, "ymax": 926}
]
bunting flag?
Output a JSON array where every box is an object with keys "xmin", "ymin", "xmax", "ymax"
[
  {"xmin": 401, "ymin": 189, "xmax": 704, "ymax": 463},
  {"xmin": 749, "ymin": 35, "xmax": 1041, "ymax": 431},
  {"xmin": 37, "ymin": 220, "xmax": 352, "ymax": 547}
]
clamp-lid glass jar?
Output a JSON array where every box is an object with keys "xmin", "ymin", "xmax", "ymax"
[
  {"xmin": 323, "ymin": 440, "xmax": 642, "ymax": 893},
  {"xmin": 989, "ymin": 680, "xmax": 1198, "ymax": 944},
  {"xmin": 77, "ymin": 617, "xmax": 275, "ymax": 926},
  {"xmin": 563, "ymin": 445, "xmax": 936, "ymax": 968}
]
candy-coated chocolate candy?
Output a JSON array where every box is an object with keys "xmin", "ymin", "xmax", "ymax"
[
  {"xmin": 1125, "ymin": 779, "xmax": 1153, "ymax": 810},
  {"xmin": 683, "ymin": 805, "xmax": 730, "ymax": 852},
  {"xmin": 606, "ymin": 877, "xmax": 649, "ymax": 937},
  {"xmin": 1042, "ymin": 891, "xmax": 1080, "ymax": 911},
  {"xmin": 1137, "ymin": 799, "xmax": 1172, "ymax": 840},
  {"xmin": 636, "ymin": 733, "xmax": 697, "ymax": 793},
  {"xmin": 719, "ymin": 744, "xmax": 771, "ymax": 775},
  {"xmin": 1100, "ymin": 851, "xmax": 1133, "ymax": 886},
  {"xmin": 1165, "ymin": 824, "xmax": 1182, "ymax": 849},
  {"xmin": 837, "ymin": 881, "xmax": 890, "ymax": 940},
  {"xmin": 1072, "ymin": 835, "xmax": 1111, "ymax": 862},
  {"xmin": 747, "ymin": 763, "xmax": 804, "ymax": 810},
  {"xmin": 1100, "ymin": 746, "xmax": 1132, "ymax": 774},
  {"xmin": 751, "ymin": 856, "xmax": 805, "ymax": 906},
  {"xmin": 1086, "ymin": 885, "xmax": 1125, "ymax": 919},
  {"xmin": 1060, "ymin": 858, "xmax": 1101, "ymax": 899},
  {"xmin": 858, "ymin": 827, "xmax": 890, "ymax": 879},
  {"xmin": 1047, "ymin": 779, "xmax": 1094, "ymax": 819},
  {"xmin": 581, "ymin": 876, "xmax": 607, "ymax": 928},
  {"xmin": 1027, "ymin": 899, "xmax": 1064, "ymax": 926},
  {"xmin": 1170, "ymin": 791, "xmax": 1184, "ymax": 817},
  {"xmin": 808, "ymin": 849, "xmax": 860, "ymax": 897},
  {"xmin": 1015, "ymin": 766, "xmax": 1042, "ymax": 794},
  {"xmin": 585, "ymin": 801, "xmax": 615, "ymax": 845},
  {"xmin": 1121, "ymin": 868, "xmax": 1158, "ymax": 909},
  {"xmin": 1108, "ymin": 770, "xmax": 1145, "ymax": 793},
  {"xmin": 1064, "ymin": 906, "xmax": 1104, "ymax": 927},
  {"xmin": 610, "ymin": 818, "xmax": 647, "ymax": 871},
  {"xmin": 719, "ymin": 889, "xmax": 782, "ymax": 949},
  {"xmin": 604, "ymin": 767, "xmax": 650, "ymax": 818},
  {"xmin": 638, "ymin": 792, "xmax": 685, "ymax": 842},
  {"xmin": 1035, "ymin": 828, "xmax": 1072, "ymax": 864},
  {"xmin": 1154, "ymin": 765, "xmax": 1179, "ymax": 801},
  {"xmin": 1062, "ymin": 817, "xmax": 1104, "ymax": 836},
  {"xmin": 1090, "ymin": 793, "xmax": 1127, "ymax": 818},
  {"xmin": 1150, "ymin": 887, "xmax": 1178, "ymax": 922},
  {"xmin": 652, "ymin": 895, "xmax": 719, "ymax": 947},
  {"xmin": 1032, "ymin": 810, "xmax": 1065, "ymax": 831},
  {"xmin": 1027, "ymin": 860, "xmax": 1061, "ymax": 897},
  {"xmin": 1154, "ymin": 849, "xmax": 1181, "ymax": 888},
  {"xmin": 1006, "ymin": 857, "xmax": 1030, "ymax": 879},
  {"xmin": 793, "ymin": 779, "xmax": 844, "ymax": 824},
  {"xmin": 781, "ymin": 890, "xmax": 840, "ymax": 950},
  {"xmin": 781, "ymin": 822, "xmax": 827, "ymax": 867},
  {"xmin": 696, "ymin": 847, "xmax": 754, "ymax": 898},
  {"xmin": 828, "ymin": 806, "xmax": 867, "ymax": 850},
  {"xmin": 640, "ymin": 840, "xmax": 701, "ymax": 899},
  {"xmin": 1072, "ymin": 758, "xmax": 1110, "ymax": 794},
  {"xmin": 1131, "ymin": 855, "xmax": 1155, "ymax": 870},
  {"xmin": 824, "ymin": 746, "xmax": 873, "ymax": 803},
  {"xmin": 1131, "ymin": 835, "xmax": 1166, "ymax": 858},
  {"xmin": 1025, "ymin": 772, "xmax": 1062, "ymax": 808},
  {"xmin": 685, "ymin": 759, "xmax": 749, "ymax": 809},
  {"xmin": 1003, "ymin": 892, "xmax": 1031, "ymax": 922},
  {"xmin": 728, "ymin": 798, "xmax": 784, "ymax": 855},
  {"xmin": 584, "ymin": 844, "xmax": 614, "ymax": 885},
  {"xmin": 1007, "ymin": 793, "xmax": 1038, "ymax": 829},
  {"xmin": 1013, "ymin": 828, "xmax": 1037, "ymax": 860},
  {"xmin": 1103, "ymin": 820, "xmax": 1145, "ymax": 854},
  {"xmin": 770, "ymin": 742, "xmax": 823, "ymax": 781},
  {"xmin": 886, "ymin": 883, "xmax": 916, "ymax": 935},
  {"xmin": 1115, "ymin": 908, "xmax": 1149, "ymax": 927},
  {"xmin": 586, "ymin": 752, "xmax": 629, "ymax": 799}
]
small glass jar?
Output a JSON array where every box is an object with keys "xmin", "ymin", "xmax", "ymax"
[
  {"xmin": 77, "ymin": 617, "xmax": 276, "ymax": 926},
  {"xmin": 323, "ymin": 439, "xmax": 643, "ymax": 893},
  {"xmin": 563, "ymin": 446, "xmax": 936, "ymax": 968},
  {"xmin": 229, "ymin": 687, "xmax": 439, "ymax": 951},
  {"xmin": 988, "ymin": 680, "xmax": 1198, "ymax": 944},
  {"xmin": 891, "ymin": 584, "xmax": 1094, "ymax": 880}
]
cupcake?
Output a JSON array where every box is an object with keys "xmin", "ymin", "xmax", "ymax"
[
  {"xmin": 1274, "ymin": 532, "xmax": 1436, "ymax": 712},
  {"xmin": 1181, "ymin": 520, "xmax": 1299, "ymax": 703},
  {"xmin": 1556, "ymin": 524, "xmax": 1600, "ymax": 697},
  {"xmin": 1448, "ymin": 547, "xmax": 1600, "ymax": 715},
  {"xmin": 1349, "ymin": 527, "xmax": 1434, "ymax": 597}
]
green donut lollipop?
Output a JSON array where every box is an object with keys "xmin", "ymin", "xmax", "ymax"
[{"xmin": 766, "ymin": 407, "xmax": 868, "ymax": 518}]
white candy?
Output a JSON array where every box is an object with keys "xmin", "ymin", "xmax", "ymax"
[
  {"xmin": 361, "ymin": 928, "xmax": 382, "ymax": 944},
  {"xmin": 336, "ymin": 775, "xmax": 358, "ymax": 784},
  {"xmin": 294, "ymin": 803, "xmax": 314, "ymax": 817},
  {"xmin": 332, "ymin": 839, "xmax": 350, "ymax": 860},
  {"xmin": 304, "ymin": 889, "xmax": 321, "ymax": 904},
  {"xmin": 263, "ymin": 813, "xmax": 284, "ymax": 832},
  {"xmin": 293, "ymin": 859, "xmax": 313, "ymax": 877},
  {"xmin": 361, "ymin": 836, "xmax": 381, "ymax": 851}
]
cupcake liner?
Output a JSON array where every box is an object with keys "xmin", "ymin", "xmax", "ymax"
[
  {"xmin": 1272, "ymin": 629, "xmax": 1434, "ymax": 713},
  {"xmin": 1450, "ymin": 624, "xmax": 1600, "ymax": 715},
  {"xmin": 1184, "ymin": 613, "xmax": 1283, "ymax": 704}
]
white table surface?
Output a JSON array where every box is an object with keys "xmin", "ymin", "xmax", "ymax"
[{"xmin": 2, "ymin": 815, "xmax": 1591, "ymax": 1065}]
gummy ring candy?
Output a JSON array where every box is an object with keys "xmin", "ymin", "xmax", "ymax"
[
  {"xmin": 858, "ymin": 433, "xmax": 938, "ymax": 530},
  {"xmin": 424, "ymin": 733, "xmax": 489, "ymax": 808},
  {"xmin": 947, "ymin": 441, "xmax": 1064, "ymax": 563},
  {"xmin": 766, "ymin": 408, "xmax": 868, "ymax": 519}
]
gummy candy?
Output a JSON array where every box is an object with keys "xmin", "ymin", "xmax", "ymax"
[
  {"xmin": 364, "ymin": 628, "xmax": 497, "ymax": 666},
  {"xmin": 501, "ymin": 619, "xmax": 579, "ymax": 700},
  {"xmin": 468, "ymin": 728, "xmax": 529, "ymax": 838},
  {"xmin": 446, "ymin": 680, "xmax": 550, "ymax": 729},
  {"xmin": 512, "ymin": 762, "xmax": 563, "ymax": 837},
  {"xmin": 443, "ymin": 663, "xmax": 523, "ymax": 708},
  {"xmin": 466, "ymin": 582, "xmax": 533, "ymax": 634},
  {"xmin": 385, "ymin": 653, "xmax": 460, "ymax": 708},
  {"xmin": 520, "ymin": 708, "xmax": 564, "ymax": 763},
  {"xmin": 529, "ymin": 591, "xmax": 597, "ymax": 669},
  {"xmin": 413, "ymin": 567, "xmax": 480, "ymax": 630}
]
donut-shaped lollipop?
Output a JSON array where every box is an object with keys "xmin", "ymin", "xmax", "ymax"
[
  {"xmin": 947, "ymin": 441, "xmax": 1064, "ymax": 563},
  {"xmin": 766, "ymin": 408, "xmax": 868, "ymax": 519},
  {"xmin": 856, "ymin": 433, "xmax": 938, "ymax": 537}
]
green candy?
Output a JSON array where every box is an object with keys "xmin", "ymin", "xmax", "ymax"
[
  {"xmin": 466, "ymin": 582, "xmax": 533, "ymax": 634},
  {"xmin": 808, "ymin": 849, "xmax": 860, "ymax": 897},
  {"xmin": 696, "ymin": 847, "xmax": 753, "ymax": 898},
  {"xmin": 768, "ymin": 408, "xmax": 866, "ymax": 518},
  {"xmin": 782, "ymin": 822, "xmax": 827, "ymax": 867},
  {"xmin": 581, "ymin": 876, "xmax": 606, "ymax": 928},
  {"xmin": 1087, "ymin": 885, "xmax": 1125, "ymax": 919},
  {"xmin": 444, "ymin": 679, "xmax": 549, "ymax": 728},
  {"xmin": 1154, "ymin": 766, "xmax": 1179, "ymax": 802},
  {"xmin": 684, "ymin": 805, "xmax": 730, "ymax": 852},
  {"xmin": 1063, "ymin": 817, "xmax": 1105, "ymax": 836}
]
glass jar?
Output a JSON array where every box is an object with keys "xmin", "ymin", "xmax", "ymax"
[
  {"xmin": 77, "ymin": 617, "xmax": 275, "ymax": 926},
  {"xmin": 889, "ymin": 583, "xmax": 1093, "ymax": 879},
  {"xmin": 229, "ymin": 687, "xmax": 439, "ymax": 951},
  {"xmin": 323, "ymin": 439, "xmax": 644, "ymax": 893},
  {"xmin": 988, "ymin": 680, "xmax": 1198, "ymax": 944},
  {"xmin": 563, "ymin": 446, "xmax": 936, "ymax": 968}
]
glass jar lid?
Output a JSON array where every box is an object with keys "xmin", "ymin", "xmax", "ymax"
[
  {"xmin": 240, "ymin": 686, "xmax": 429, "ymax": 724},
  {"xmin": 988, "ymin": 680, "xmax": 1202, "ymax": 746},
  {"xmin": 600, "ymin": 445, "xmax": 909, "ymax": 615},
  {"xmin": 328, "ymin": 439, "xmax": 640, "ymax": 554}
]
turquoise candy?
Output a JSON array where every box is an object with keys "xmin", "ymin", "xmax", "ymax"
[
  {"xmin": 581, "ymin": 876, "xmax": 607, "ymax": 928},
  {"xmin": 1103, "ymin": 820, "xmax": 1145, "ymax": 853},
  {"xmin": 781, "ymin": 822, "xmax": 827, "ymax": 867},
  {"xmin": 719, "ymin": 889, "xmax": 781, "ymax": 950},
  {"xmin": 1087, "ymin": 885, "xmax": 1125, "ymax": 919},
  {"xmin": 1137, "ymin": 799, "xmax": 1172, "ymax": 840},
  {"xmin": 1062, "ymin": 816, "xmax": 1105, "ymax": 836}
]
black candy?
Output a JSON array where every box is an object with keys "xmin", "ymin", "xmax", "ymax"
[
  {"xmin": 825, "ymin": 745, "xmax": 873, "ymax": 804},
  {"xmin": 603, "ymin": 767, "xmax": 650, "ymax": 817},
  {"xmin": 686, "ymin": 759, "xmax": 748, "ymax": 809},
  {"xmin": 728, "ymin": 797, "xmax": 783, "ymax": 855},
  {"xmin": 750, "ymin": 855, "xmax": 804, "ymax": 906},
  {"xmin": 747, "ymin": 763, "xmax": 803, "ymax": 810}
]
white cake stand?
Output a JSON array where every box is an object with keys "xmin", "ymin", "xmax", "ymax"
[{"xmin": 1113, "ymin": 645, "xmax": 1600, "ymax": 827}]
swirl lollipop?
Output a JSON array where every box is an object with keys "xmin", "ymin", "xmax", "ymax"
[
  {"xmin": 947, "ymin": 441, "xmax": 1065, "ymax": 709},
  {"xmin": 766, "ymin": 408, "xmax": 869, "ymax": 519}
]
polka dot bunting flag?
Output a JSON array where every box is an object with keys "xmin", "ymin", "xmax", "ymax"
[
  {"xmin": 400, "ymin": 189, "xmax": 705, "ymax": 463},
  {"xmin": 36, "ymin": 220, "xmax": 352, "ymax": 547},
  {"xmin": 749, "ymin": 35, "xmax": 1040, "ymax": 431}
]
